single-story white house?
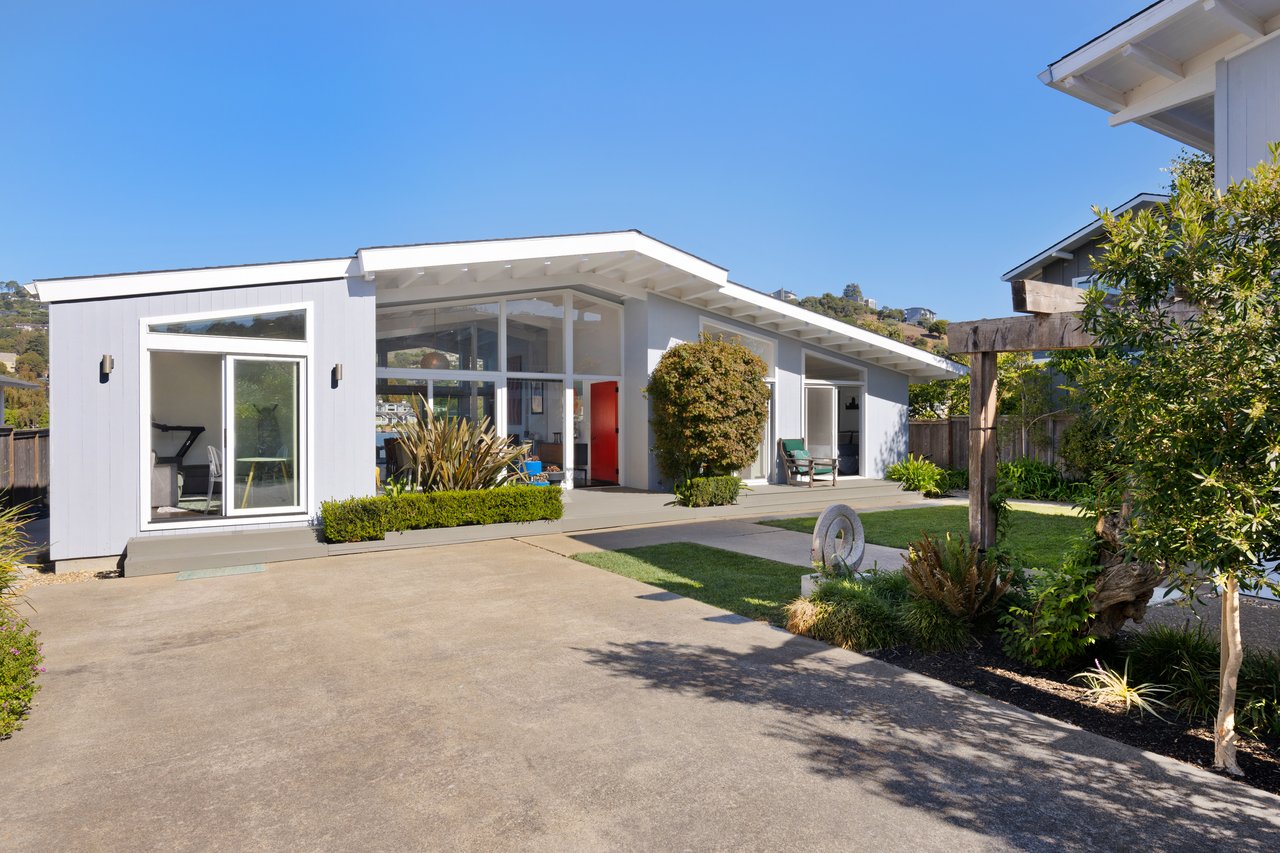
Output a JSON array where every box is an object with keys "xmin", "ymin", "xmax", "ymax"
[{"xmin": 28, "ymin": 230, "xmax": 964, "ymax": 571}]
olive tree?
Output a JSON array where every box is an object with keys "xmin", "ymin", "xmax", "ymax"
[
  {"xmin": 1079, "ymin": 147, "xmax": 1280, "ymax": 775},
  {"xmin": 644, "ymin": 333, "xmax": 770, "ymax": 483}
]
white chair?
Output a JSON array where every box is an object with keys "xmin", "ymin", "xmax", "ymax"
[{"xmin": 206, "ymin": 445, "xmax": 223, "ymax": 514}]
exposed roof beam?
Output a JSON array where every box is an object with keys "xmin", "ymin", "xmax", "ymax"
[
  {"xmin": 1120, "ymin": 42, "xmax": 1185, "ymax": 81},
  {"xmin": 1049, "ymin": 250, "xmax": 1074, "ymax": 261},
  {"xmin": 622, "ymin": 259, "xmax": 667, "ymax": 284},
  {"xmin": 584, "ymin": 253, "xmax": 635, "ymax": 276},
  {"xmin": 472, "ymin": 263, "xmax": 513, "ymax": 283},
  {"xmin": 775, "ymin": 320, "xmax": 809, "ymax": 333},
  {"xmin": 1108, "ymin": 65, "xmax": 1215, "ymax": 127},
  {"xmin": 1203, "ymin": 0, "xmax": 1265, "ymax": 38},
  {"xmin": 543, "ymin": 256, "xmax": 581, "ymax": 277},
  {"xmin": 391, "ymin": 269, "xmax": 426, "ymax": 289},
  {"xmin": 432, "ymin": 267, "xmax": 471, "ymax": 288},
  {"xmin": 1063, "ymin": 75, "xmax": 1127, "ymax": 112},
  {"xmin": 700, "ymin": 294, "xmax": 740, "ymax": 310}
]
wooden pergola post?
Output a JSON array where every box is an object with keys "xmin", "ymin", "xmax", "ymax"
[
  {"xmin": 951, "ymin": 280, "xmax": 1101, "ymax": 553},
  {"xmin": 968, "ymin": 351, "xmax": 998, "ymax": 551}
]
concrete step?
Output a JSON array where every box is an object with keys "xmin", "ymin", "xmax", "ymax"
[{"xmin": 123, "ymin": 527, "xmax": 328, "ymax": 577}]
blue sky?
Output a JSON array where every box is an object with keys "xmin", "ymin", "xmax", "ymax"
[{"xmin": 1, "ymin": 1, "xmax": 1185, "ymax": 320}]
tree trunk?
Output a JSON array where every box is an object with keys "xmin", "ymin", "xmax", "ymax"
[{"xmin": 1214, "ymin": 576, "xmax": 1244, "ymax": 776}]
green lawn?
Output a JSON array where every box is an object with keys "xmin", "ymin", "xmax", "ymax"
[
  {"xmin": 761, "ymin": 505, "xmax": 1092, "ymax": 568},
  {"xmin": 573, "ymin": 543, "xmax": 807, "ymax": 626}
]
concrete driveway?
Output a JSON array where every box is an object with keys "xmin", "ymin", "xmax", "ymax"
[{"xmin": 2, "ymin": 540, "xmax": 1278, "ymax": 852}]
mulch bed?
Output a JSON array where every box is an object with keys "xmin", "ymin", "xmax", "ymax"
[{"xmin": 866, "ymin": 634, "xmax": 1280, "ymax": 797}]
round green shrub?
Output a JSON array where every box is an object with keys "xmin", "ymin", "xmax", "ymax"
[
  {"xmin": 1, "ymin": 612, "xmax": 43, "ymax": 738},
  {"xmin": 901, "ymin": 597, "xmax": 973, "ymax": 652},
  {"xmin": 644, "ymin": 334, "xmax": 770, "ymax": 482}
]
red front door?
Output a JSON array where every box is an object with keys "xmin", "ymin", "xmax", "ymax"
[{"xmin": 589, "ymin": 381, "xmax": 619, "ymax": 484}]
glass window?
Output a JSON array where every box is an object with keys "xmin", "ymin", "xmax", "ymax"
[
  {"xmin": 432, "ymin": 379, "xmax": 496, "ymax": 424},
  {"xmin": 572, "ymin": 297, "xmax": 621, "ymax": 376},
  {"xmin": 377, "ymin": 302, "xmax": 500, "ymax": 371},
  {"xmin": 702, "ymin": 321, "xmax": 774, "ymax": 378},
  {"xmin": 507, "ymin": 295, "xmax": 564, "ymax": 374},
  {"xmin": 149, "ymin": 308, "xmax": 306, "ymax": 340},
  {"xmin": 230, "ymin": 358, "xmax": 301, "ymax": 513}
]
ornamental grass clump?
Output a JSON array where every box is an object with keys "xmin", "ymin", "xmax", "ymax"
[
  {"xmin": 393, "ymin": 396, "xmax": 530, "ymax": 492},
  {"xmin": 785, "ymin": 572, "xmax": 909, "ymax": 652}
]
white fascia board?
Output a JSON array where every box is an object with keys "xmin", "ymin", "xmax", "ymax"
[
  {"xmin": 357, "ymin": 231, "xmax": 730, "ymax": 288},
  {"xmin": 1001, "ymin": 193, "xmax": 1169, "ymax": 282},
  {"xmin": 30, "ymin": 258, "xmax": 356, "ymax": 303},
  {"xmin": 712, "ymin": 282, "xmax": 967, "ymax": 382},
  {"xmin": 1042, "ymin": 0, "xmax": 1202, "ymax": 85}
]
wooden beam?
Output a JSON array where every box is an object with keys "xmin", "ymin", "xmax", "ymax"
[
  {"xmin": 969, "ymin": 351, "xmax": 998, "ymax": 552},
  {"xmin": 1121, "ymin": 42, "xmax": 1184, "ymax": 81},
  {"xmin": 949, "ymin": 312, "xmax": 1095, "ymax": 353},
  {"xmin": 1063, "ymin": 75, "xmax": 1127, "ymax": 112},
  {"xmin": 1011, "ymin": 279, "xmax": 1087, "ymax": 315},
  {"xmin": 1203, "ymin": 0, "xmax": 1264, "ymax": 38},
  {"xmin": 1049, "ymin": 250, "xmax": 1074, "ymax": 261}
]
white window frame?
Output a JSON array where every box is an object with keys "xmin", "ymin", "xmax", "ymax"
[
  {"xmin": 374, "ymin": 288, "xmax": 627, "ymax": 488},
  {"xmin": 138, "ymin": 301, "xmax": 314, "ymax": 532}
]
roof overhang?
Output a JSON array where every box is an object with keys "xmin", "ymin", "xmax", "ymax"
[
  {"xmin": 1040, "ymin": 0, "xmax": 1280, "ymax": 151},
  {"xmin": 27, "ymin": 230, "xmax": 966, "ymax": 383},
  {"xmin": 1002, "ymin": 193, "xmax": 1169, "ymax": 282}
]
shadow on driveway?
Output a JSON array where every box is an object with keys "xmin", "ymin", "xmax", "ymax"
[{"xmin": 578, "ymin": 633, "xmax": 1279, "ymax": 851}]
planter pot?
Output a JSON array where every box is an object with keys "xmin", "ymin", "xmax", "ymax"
[
  {"xmin": 520, "ymin": 461, "xmax": 543, "ymax": 477},
  {"xmin": 545, "ymin": 471, "xmax": 564, "ymax": 482}
]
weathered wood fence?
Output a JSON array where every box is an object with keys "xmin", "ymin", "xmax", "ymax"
[
  {"xmin": 0, "ymin": 427, "xmax": 49, "ymax": 504},
  {"xmin": 908, "ymin": 415, "xmax": 1074, "ymax": 471}
]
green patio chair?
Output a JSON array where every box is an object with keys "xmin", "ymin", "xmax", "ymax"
[{"xmin": 778, "ymin": 438, "xmax": 837, "ymax": 488}]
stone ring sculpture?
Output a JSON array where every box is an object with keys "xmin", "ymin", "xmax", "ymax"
[{"xmin": 811, "ymin": 504, "xmax": 866, "ymax": 577}]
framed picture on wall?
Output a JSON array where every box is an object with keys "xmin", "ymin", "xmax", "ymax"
[{"xmin": 531, "ymin": 392, "xmax": 544, "ymax": 414}]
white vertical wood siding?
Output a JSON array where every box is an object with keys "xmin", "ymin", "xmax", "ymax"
[
  {"xmin": 1216, "ymin": 36, "xmax": 1280, "ymax": 188},
  {"xmin": 49, "ymin": 278, "xmax": 375, "ymax": 562}
]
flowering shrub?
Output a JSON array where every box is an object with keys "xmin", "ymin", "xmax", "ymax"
[{"xmin": 1, "ymin": 612, "xmax": 43, "ymax": 738}]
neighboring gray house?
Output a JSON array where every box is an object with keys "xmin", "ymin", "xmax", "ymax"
[
  {"xmin": 1040, "ymin": 0, "xmax": 1280, "ymax": 190},
  {"xmin": 28, "ymin": 231, "xmax": 963, "ymax": 571},
  {"xmin": 1002, "ymin": 193, "xmax": 1169, "ymax": 288}
]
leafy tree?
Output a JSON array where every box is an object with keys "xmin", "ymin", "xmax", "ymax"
[
  {"xmin": 15, "ymin": 352, "xmax": 45, "ymax": 380},
  {"xmin": 927, "ymin": 318, "xmax": 949, "ymax": 337},
  {"xmin": 877, "ymin": 307, "xmax": 906, "ymax": 322},
  {"xmin": 842, "ymin": 282, "xmax": 863, "ymax": 301},
  {"xmin": 1079, "ymin": 147, "xmax": 1280, "ymax": 775},
  {"xmin": 997, "ymin": 353, "xmax": 1053, "ymax": 457},
  {"xmin": 908, "ymin": 355, "xmax": 970, "ymax": 420},
  {"xmin": 644, "ymin": 333, "xmax": 770, "ymax": 483},
  {"xmin": 1166, "ymin": 148, "xmax": 1215, "ymax": 199}
]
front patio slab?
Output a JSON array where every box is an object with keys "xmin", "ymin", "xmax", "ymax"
[{"xmin": 3, "ymin": 540, "xmax": 1277, "ymax": 851}]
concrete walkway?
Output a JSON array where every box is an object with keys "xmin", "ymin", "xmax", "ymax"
[
  {"xmin": 523, "ymin": 518, "xmax": 907, "ymax": 570},
  {"xmin": 3, "ymin": 540, "xmax": 1277, "ymax": 851}
]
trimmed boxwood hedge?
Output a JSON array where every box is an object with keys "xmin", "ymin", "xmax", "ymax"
[
  {"xmin": 321, "ymin": 485, "xmax": 563, "ymax": 543},
  {"xmin": 675, "ymin": 475, "xmax": 743, "ymax": 507}
]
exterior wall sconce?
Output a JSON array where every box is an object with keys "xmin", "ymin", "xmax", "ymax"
[
  {"xmin": 332, "ymin": 363, "xmax": 343, "ymax": 387},
  {"xmin": 100, "ymin": 354, "xmax": 114, "ymax": 377}
]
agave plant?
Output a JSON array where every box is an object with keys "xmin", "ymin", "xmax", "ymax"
[
  {"xmin": 394, "ymin": 396, "xmax": 531, "ymax": 492},
  {"xmin": 902, "ymin": 531, "xmax": 1013, "ymax": 619}
]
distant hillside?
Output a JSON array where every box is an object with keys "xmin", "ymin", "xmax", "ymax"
[
  {"xmin": 0, "ymin": 281, "xmax": 48, "ymax": 427},
  {"xmin": 796, "ymin": 289, "xmax": 950, "ymax": 356}
]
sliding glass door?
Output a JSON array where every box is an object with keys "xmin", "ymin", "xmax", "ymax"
[{"xmin": 226, "ymin": 357, "xmax": 303, "ymax": 515}]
